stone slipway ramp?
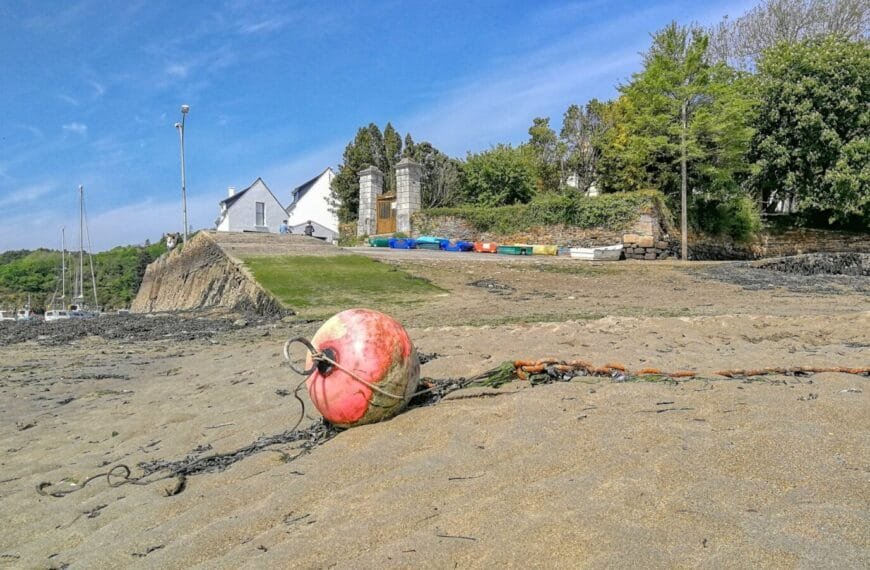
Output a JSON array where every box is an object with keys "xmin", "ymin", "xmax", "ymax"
[{"xmin": 132, "ymin": 231, "xmax": 345, "ymax": 316}]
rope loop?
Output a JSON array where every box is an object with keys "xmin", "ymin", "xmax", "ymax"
[{"xmin": 283, "ymin": 336, "xmax": 319, "ymax": 375}]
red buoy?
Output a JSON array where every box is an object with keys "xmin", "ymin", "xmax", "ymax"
[{"xmin": 304, "ymin": 309, "xmax": 420, "ymax": 428}]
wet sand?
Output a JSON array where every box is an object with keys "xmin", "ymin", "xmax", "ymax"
[{"xmin": 1, "ymin": 259, "xmax": 868, "ymax": 568}]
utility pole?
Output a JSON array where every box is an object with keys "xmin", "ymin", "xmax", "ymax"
[
  {"xmin": 175, "ymin": 104, "xmax": 190, "ymax": 243},
  {"xmin": 680, "ymin": 99, "xmax": 688, "ymax": 262}
]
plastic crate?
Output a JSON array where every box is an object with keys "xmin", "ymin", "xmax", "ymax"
[
  {"xmin": 473, "ymin": 241, "xmax": 499, "ymax": 253},
  {"xmin": 497, "ymin": 245, "xmax": 534, "ymax": 255},
  {"xmin": 388, "ymin": 238, "xmax": 417, "ymax": 249}
]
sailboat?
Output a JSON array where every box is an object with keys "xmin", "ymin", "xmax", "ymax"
[
  {"xmin": 16, "ymin": 294, "xmax": 35, "ymax": 321},
  {"xmin": 45, "ymin": 227, "xmax": 71, "ymax": 322},
  {"xmin": 46, "ymin": 185, "xmax": 101, "ymax": 321},
  {"xmin": 68, "ymin": 185, "xmax": 101, "ymax": 318}
]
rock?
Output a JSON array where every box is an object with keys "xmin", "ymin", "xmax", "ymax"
[
  {"xmin": 233, "ymin": 318, "xmax": 248, "ymax": 328},
  {"xmin": 622, "ymin": 234, "xmax": 640, "ymax": 244},
  {"xmin": 644, "ymin": 252, "xmax": 657, "ymax": 260},
  {"xmin": 637, "ymin": 236, "xmax": 655, "ymax": 248}
]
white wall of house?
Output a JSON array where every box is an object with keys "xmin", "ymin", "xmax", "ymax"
[
  {"xmin": 216, "ymin": 178, "xmax": 286, "ymax": 233},
  {"xmin": 286, "ymin": 168, "xmax": 338, "ymax": 233}
]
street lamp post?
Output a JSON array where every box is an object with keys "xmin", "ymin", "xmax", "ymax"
[{"xmin": 175, "ymin": 104, "xmax": 190, "ymax": 243}]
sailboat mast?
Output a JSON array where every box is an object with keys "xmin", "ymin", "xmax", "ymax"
[
  {"xmin": 61, "ymin": 227, "xmax": 66, "ymax": 301},
  {"xmin": 78, "ymin": 184, "xmax": 84, "ymax": 300}
]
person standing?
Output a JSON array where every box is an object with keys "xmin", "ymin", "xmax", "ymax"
[
  {"xmin": 304, "ymin": 221, "xmax": 315, "ymax": 237},
  {"xmin": 279, "ymin": 220, "xmax": 289, "ymax": 234}
]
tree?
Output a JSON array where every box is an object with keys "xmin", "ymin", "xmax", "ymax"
[
  {"xmin": 330, "ymin": 124, "xmax": 386, "ymax": 222},
  {"xmin": 407, "ymin": 142, "xmax": 464, "ymax": 208},
  {"xmin": 331, "ymin": 124, "xmax": 461, "ymax": 220},
  {"xmin": 560, "ymin": 100, "xmax": 607, "ymax": 193},
  {"xmin": 596, "ymin": 22, "xmax": 754, "ymax": 259},
  {"xmin": 383, "ymin": 122, "xmax": 403, "ymax": 193},
  {"xmin": 749, "ymin": 36, "xmax": 869, "ymax": 221},
  {"xmin": 403, "ymin": 133, "xmax": 416, "ymax": 158},
  {"xmin": 707, "ymin": 0, "xmax": 869, "ymax": 68},
  {"xmin": 461, "ymin": 144, "xmax": 537, "ymax": 206},
  {"xmin": 527, "ymin": 117, "xmax": 561, "ymax": 191}
]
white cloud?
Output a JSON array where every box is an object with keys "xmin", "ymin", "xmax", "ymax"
[
  {"xmin": 57, "ymin": 93, "xmax": 79, "ymax": 106},
  {"xmin": 62, "ymin": 122, "xmax": 88, "ymax": 135},
  {"xmin": 166, "ymin": 63, "xmax": 189, "ymax": 78},
  {"xmin": 239, "ymin": 18, "xmax": 284, "ymax": 34},
  {"xmin": 0, "ymin": 193, "xmax": 219, "ymax": 251},
  {"xmin": 89, "ymin": 79, "xmax": 106, "ymax": 96},
  {"xmin": 0, "ymin": 183, "xmax": 55, "ymax": 208}
]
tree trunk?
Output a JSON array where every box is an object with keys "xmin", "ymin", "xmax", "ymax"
[{"xmin": 680, "ymin": 99, "xmax": 688, "ymax": 262}]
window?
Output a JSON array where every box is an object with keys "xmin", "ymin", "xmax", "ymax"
[{"xmin": 255, "ymin": 202, "xmax": 265, "ymax": 226}]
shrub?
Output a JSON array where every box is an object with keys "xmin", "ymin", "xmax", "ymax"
[
  {"xmin": 689, "ymin": 194, "xmax": 761, "ymax": 242},
  {"xmin": 424, "ymin": 190, "xmax": 669, "ymax": 234}
]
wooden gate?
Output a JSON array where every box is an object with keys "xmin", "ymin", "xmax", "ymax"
[{"xmin": 376, "ymin": 194, "xmax": 396, "ymax": 234}]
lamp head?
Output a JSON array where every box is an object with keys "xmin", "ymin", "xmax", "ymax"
[
  {"xmin": 181, "ymin": 104, "xmax": 190, "ymax": 114},
  {"xmin": 174, "ymin": 122, "xmax": 182, "ymax": 129}
]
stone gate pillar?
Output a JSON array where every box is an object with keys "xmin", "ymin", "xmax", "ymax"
[
  {"xmin": 357, "ymin": 166, "xmax": 383, "ymax": 236},
  {"xmin": 395, "ymin": 157, "xmax": 421, "ymax": 234}
]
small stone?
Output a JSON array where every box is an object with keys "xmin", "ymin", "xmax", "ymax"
[
  {"xmin": 644, "ymin": 252, "xmax": 657, "ymax": 260},
  {"xmin": 233, "ymin": 318, "xmax": 248, "ymax": 327}
]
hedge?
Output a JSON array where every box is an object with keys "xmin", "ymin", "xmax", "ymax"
[{"xmin": 422, "ymin": 190, "xmax": 671, "ymax": 234}]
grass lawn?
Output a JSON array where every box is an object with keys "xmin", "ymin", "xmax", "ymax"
[{"xmin": 241, "ymin": 254, "xmax": 443, "ymax": 318}]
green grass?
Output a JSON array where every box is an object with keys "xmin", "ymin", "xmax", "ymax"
[{"xmin": 241, "ymin": 254, "xmax": 443, "ymax": 318}]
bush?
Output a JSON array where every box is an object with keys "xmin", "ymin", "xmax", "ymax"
[
  {"xmin": 689, "ymin": 194, "xmax": 761, "ymax": 242},
  {"xmin": 424, "ymin": 190, "xmax": 669, "ymax": 234}
]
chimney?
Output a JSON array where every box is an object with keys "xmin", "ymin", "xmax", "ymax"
[{"xmin": 227, "ymin": 186, "xmax": 236, "ymax": 197}]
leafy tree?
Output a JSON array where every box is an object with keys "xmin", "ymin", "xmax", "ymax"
[
  {"xmin": 527, "ymin": 117, "xmax": 561, "ymax": 191},
  {"xmin": 749, "ymin": 36, "xmax": 869, "ymax": 222},
  {"xmin": 596, "ymin": 22, "xmax": 755, "ymax": 258},
  {"xmin": 560, "ymin": 100, "xmax": 607, "ymax": 193},
  {"xmin": 330, "ymin": 123, "xmax": 388, "ymax": 222},
  {"xmin": 707, "ymin": 0, "xmax": 869, "ymax": 68},
  {"xmin": 383, "ymin": 122, "xmax": 403, "ymax": 193},
  {"xmin": 0, "ymin": 241, "xmax": 167, "ymax": 310},
  {"xmin": 406, "ymin": 142, "xmax": 464, "ymax": 208},
  {"xmin": 331, "ymin": 123, "xmax": 460, "ymax": 220},
  {"xmin": 461, "ymin": 144, "xmax": 537, "ymax": 206},
  {"xmin": 403, "ymin": 133, "xmax": 416, "ymax": 158}
]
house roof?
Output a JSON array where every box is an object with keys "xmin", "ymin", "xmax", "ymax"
[
  {"xmin": 290, "ymin": 167, "xmax": 333, "ymax": 205},
  {"xmin": 220, "ymin": 177, "xmax": 285, "ymax": 209}
]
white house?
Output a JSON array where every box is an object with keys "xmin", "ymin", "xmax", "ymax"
[
  {"xmin": 215, "ymin": 178, "xmax": 286, "ymax": 233},
  {"xmin": 285, "ymin": 167, "xmax": 339, "ymax": 242}
]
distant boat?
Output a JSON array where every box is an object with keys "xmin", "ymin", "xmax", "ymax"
[
  {"xmin": 67, "ymin": 185, "xmax": 101, "ymax": 318},
  {"xmin": 46, "ymin": 185, "xmax": 101, "ymax": 321},
  {"xmin": 16, "ymin": 294, "xmax": 35, "ymax": 321},
  {"xmin": 569, "ymin": 243, "xmax": 624, "ymax": 261},
  {"xmin": 0, "ymin": 310, "xmax": 16, "ymax": 322},
  {"xmin": 46, "ymin": 228, "xmax": 71, "ymax": 322}
]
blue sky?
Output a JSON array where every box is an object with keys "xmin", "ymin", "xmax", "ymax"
[{"xmin": 0, "ymin": 0, "xmax": 754, "ymax": 251}]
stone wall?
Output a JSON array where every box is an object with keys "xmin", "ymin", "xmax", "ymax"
[
  {"xmin": 669, "ymin": 228, "xmax": 870, "ymax": 260},
  {"xmin": 410, "ymin": 212, "xmax": 664, "ymax": 248}
]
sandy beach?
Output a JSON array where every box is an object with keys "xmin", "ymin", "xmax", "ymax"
[{"xmin": 1, "ymin": 258, "xmax": 868, "ymax": 568}]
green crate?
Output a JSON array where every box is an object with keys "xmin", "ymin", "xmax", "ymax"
[
  {"xmin": 497, "ymin": 245, "xmax": 534, "ymax": 255},
  {"xmin": 368, "ymin": 237, "xmax": 391, "ymax": 247}
]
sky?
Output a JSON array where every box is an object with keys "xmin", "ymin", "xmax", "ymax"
[{"xmin": 0, "ymin": 0, "xmax": 755, "ymax": 251}]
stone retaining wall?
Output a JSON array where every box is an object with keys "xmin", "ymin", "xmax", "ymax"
[
  {"xmin": 670, "ymin": 228, "xmax": 870, "ymax": 261},
  {"xmin": 410, "ymin": 213, "xmax": 664, "ymax": 249},
  {"xmin": 343, "ymin": 209, "xmax": 868, "ymax": 262}
]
